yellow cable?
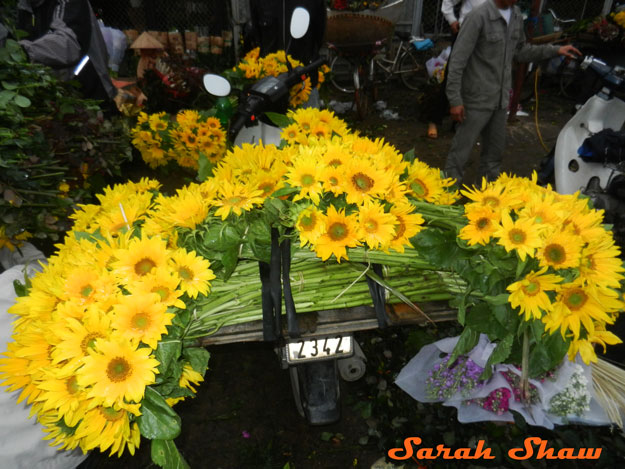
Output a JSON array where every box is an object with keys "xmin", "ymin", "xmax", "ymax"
[{"xmin": 534, "ymin": 66, "xmax": 550, "ymax": 152}]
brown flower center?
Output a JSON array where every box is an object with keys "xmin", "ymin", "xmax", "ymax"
[
  {"xmin": 351, "ymin": 173, "xmax": 374, "ymax": 192},
  {"xmin": 328, "ymin": 222, "xmax": 347, "ymax": 241},
  {"xmin": 134, "ymin": 258, "xmax": 156, "ymax": 276},
  {"xmin": 107, "ymin": 357, "xmax": 132, "ymax": 383}
]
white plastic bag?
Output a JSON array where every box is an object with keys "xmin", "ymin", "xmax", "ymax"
[
  {"xmin": 0, "ymin": 245, "xmax": 88, "ymax": 469},
  {"xmin": 425, "ymin": 46, "xmax": 451, "ymax": 83}
]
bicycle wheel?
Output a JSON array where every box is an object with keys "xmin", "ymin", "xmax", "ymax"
[
  {"xmin": 330, "ymin": 54, "xmax": 356, "ymax": 93},
  {"xmin": 398, "ymin": 48, "xmax": 429, "ymax": 91}
]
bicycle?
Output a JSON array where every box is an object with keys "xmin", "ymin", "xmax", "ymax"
[{"xmin": 327, "ymin": 30, "xmax": 432, "ymax": 119}]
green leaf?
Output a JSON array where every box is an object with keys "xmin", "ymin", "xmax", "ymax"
[
  {"xmin": 320, "ymin": 432, "xmax": 333, "ymax": 442},
  {"xmin": 221, "ymin": 247, "xmax": 239, "ymax": 279},
  {"xmin": 151, "ymin": 439, "xmax": 190, "ymax": 469},
  {"xmin": 271, "ymin": 185, "xmax": 299, "ymax": 198},
  {"xmin": 13, "ymin": 95, "xmax": 31, "ymax": 108},
  {"xmin": 137, "ymin": 387, "xmax": 182, "ymax": 440},
  {"xmin": 1, "ymin": 81, "xmax": 18, "ymax": 90},
  {"xmin": 449, "ymin": 327, "xmax": 479, "ymax": 363},
  {"xmin": 13, "ymin": 279, "xmax": 29, "ymax": 297},
  {"xmin": 182, "ymin": 347, "xmax": 210, "ymax": 374},
  {"xmin": 412, "ymin": 228, "xmax": 464, "ymax": 269},
  {"xmin": 155, "ymin": 340, "xmax": 182, "ymax": 377},
  {"xmin": 403, "ymin": 148, "xmax": 416, "ymax": 163},
  {"xmin": 197, "ymin": 153, "xmax": 214, "ymax": 182},
  {"xmin": 465, "ymin": 303, "xmax": 507, "ymax": 340},
  {"xmin": 481, "ymin": 334, "xmax": 514, "ymax": 380},
  {"xmin": 264, "ymin": 111, "xmax": 291, "ymax": 128},
  {"xmin": 0, "ymin": 90, "xmax": 16, "ymax": 107}
]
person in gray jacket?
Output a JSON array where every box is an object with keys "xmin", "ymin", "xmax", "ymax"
[
  {"xmin": 444, "ymin": 0, "xmax": 580, "ymax": 184},
  {"xmin": 17, "ymin": 0, "xmax": 116, "ymax": 106}
]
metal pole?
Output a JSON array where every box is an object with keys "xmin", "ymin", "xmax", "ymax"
[{"xmin": 412, "ymin": 0, "xmax": 424, "ymax": 37}]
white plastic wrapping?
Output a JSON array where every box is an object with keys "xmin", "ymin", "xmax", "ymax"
[{"xmin": 395, "ymin": 334, "xmax": 613, "ymax": 429}]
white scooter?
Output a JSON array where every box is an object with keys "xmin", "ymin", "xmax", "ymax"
[
  {"xmin": 548, "ymin": 56, "xmax": 625, "ymax": 245},
  {"xmin": 203, "ymin": 8, "xmax": 370, "ymax": 426}
]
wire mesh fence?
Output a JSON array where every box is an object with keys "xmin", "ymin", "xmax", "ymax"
[
  {"xmin": 91, "ymin": 0, "xmax": 236, "ymax": 73},
  {"xmin": 417, "ymin": 0, "xmax": 608, "ymax": 38}
]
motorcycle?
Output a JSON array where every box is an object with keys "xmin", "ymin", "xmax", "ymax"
[
  {"xmin": 540, "ymin": 55, "xmax": 625, "ymax": 247},
  {"xmin": 202, "ymin": 7, "xmax": 370, "ymax": 426}
]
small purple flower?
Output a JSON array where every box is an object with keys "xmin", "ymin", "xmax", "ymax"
[{"xmin": 242, "ymin": 431, "xmax": 251, "ymax": 439}]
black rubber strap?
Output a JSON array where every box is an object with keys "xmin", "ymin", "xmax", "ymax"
[
  {"xmin": 259, "ymin": 228, "xmax": 283, "ymax": 341},
  {"xmin": 366, "ymin": 263, "xmax": 388, "ymax": 328},
  {"xmin": 269, "ymin": 228, "xmax": 282, "ymax": 339},
  {"xmin": 258, "ymin": 260, "xmax": 276, "ymax": 341},
  {"xmin": 281, "ymin": 234, "xmax": 299, "ymax": 338}
]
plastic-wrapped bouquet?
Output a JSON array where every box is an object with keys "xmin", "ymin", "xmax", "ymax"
[
  {"xmin": 549, "ymin": 364, "xmax": 591, "ymax": 418},
  {"xmin": 426, "ymin": 354, "xmax": 485, "ymax": 400}
]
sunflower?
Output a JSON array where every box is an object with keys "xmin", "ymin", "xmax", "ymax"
[
  {"xmin": 493, "ymin": 210, "xmax": 542, "ymax": 261},
  {"xmin": 312, "ymin": 206, "xmax": 361, "ymax": 262},
  {"xmin": 343, "ymin": 159, "xmax": 393, "ymax": 205},
  {"xmin": 459, "ymin": 206, "xmax": 499, "ymax": 246},
  {"xmin": 35, "ymin": 369, "xmax": 89, "ymax": 427},
  {"xmin": 507, "ymin": 268, "xmax": 562, "ymax": 320},
  {"xmin": 461, "ymin": 179, "xmax": 510, "ymax": 214},
  {"xmin": 38, "ymin": 411, "xmax": 82, "ymax": 450},
  {"xmin": 112, "ymin": 293, "xmax": 174, "ymax": 349},
  {"xmin": 578, "ymin": 234, "xmax": 625, "ymax": 289},
  {"xmin": 544, "ymin": 280, "xmax": 615, "ymax": 339},
  {"xmin": 387, "ymin": 202, "xmax": 425, "ymax": 253},
  {"xmin": 357, "ymin": 201, "xmax": 397, "ymax": 250},
  {"xmin": 111, "ymin": 236, "xmax": 170, "ymax": 283},
  {"xmin": 282, "ymin": 122, "xmax": 305, "ymax": 145},
  {"xmin": 296, "ymin": 206, "xmax": 326, "ymax": 247},
  {"xmin": 536, "ymin": 229, "xmax": 583, "ymax": 270},
  {"xmin": 179, "ymin": 363, "xmax": 205, "ymax": 393},
  {"xmin": 170, "ymin": 249, "xmax": 216, "ymax": 298},
  {"xmin": 51, "ymin": 309, "xmax": 112, "ymax": 367},
  {"xmin": 568, "ymin": 325, "xmax": 623, "ymax": 364},
  {"xmin": 63, "ymin": 268, "xmax": 116, "ymax": 305},
  {"xmin": 288, "ymin": 148, "xmax": 324, "ymax": 204},
  {"xmin": 152, "ymin": 188, "xmax": 210, "ymax": 230},
  {"xmin": 213, "ymin": 180, "xmax": 265, "ymax": 220},
  {"xmin": 74, "ymin": 403, "xmax": 141, "ymax": 456},
  {"xmin": 404, "ymin": 161, "xmax": 445, "ymax": 203},
  {"xmin": 320, "ymin": 164, "xmax": 346, "ymax": 196},
  {"xmin": 79, "ymin": 336, "xmax": 160, "ymax": 406},
  {"xmin": 176, "ymin": 109, "xmax": 200, "ymax": 127},
  {"xmin": 129, "ymin": 267, "xmax": 186, "ymax": 309},
  {"xmin": 148, "ymin": 113, "xmax": 168, "ymax": 132}
]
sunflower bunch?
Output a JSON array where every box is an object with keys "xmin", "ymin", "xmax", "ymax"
[
  {"xmin": 0, "ymin": 178, "xmax": 214, "ymax": 464},
  {"xmin": 229, "ymin": 47, "xmax": 329, "ymax": 108},
  {"xmin": 131, "ymin": 109, "xmax": 227, "ymax": 170},
  {"xmin": 415, "ymin": 173, "xmax": 624, "ymax": 379},
  {"xmin": 614, "ymin": 11, "xmax": 625, "ymax": 29},
  {"xmin": 199, "ymin": 107, "xmax": 459, "ymax": 264}
]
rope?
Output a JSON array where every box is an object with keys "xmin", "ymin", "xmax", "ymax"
[{"xmin": 533, "ymin": 67, "xmax": 550, "ymax": 152}]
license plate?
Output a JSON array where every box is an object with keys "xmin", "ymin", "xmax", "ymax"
[{"xmin": 285, "ymin": 335, "xmax": 353, "ymax": 364}]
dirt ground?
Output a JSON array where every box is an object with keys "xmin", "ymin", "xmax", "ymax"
[{"xmin": 80, "ymin": 81, "xmax": 580, "ymax": 469}]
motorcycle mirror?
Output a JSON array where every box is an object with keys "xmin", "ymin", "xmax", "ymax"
[
  {"xmin": 289, "ymin": 7, "xmax": 310, "ymax": 40},
  {"xmin": 202, "ymin": 73, "xmax": 231, "ymax": 97}
]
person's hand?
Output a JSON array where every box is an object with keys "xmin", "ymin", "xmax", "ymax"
[
  {"xmin": 449, "ymin": 105, "xmax": 465, "ymax": 123},
  {"xmin": 450, "ymin": 21, "xmax": 460, "ymax": 35},
  {"xmin": 557, "ymin": 44, "xmax": 582, "ymax": 60}
]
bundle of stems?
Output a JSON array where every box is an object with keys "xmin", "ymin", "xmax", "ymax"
[
  {"xmin": 185, "ymin": 246, "xmax": 464, "ymax": 339},
  {"xmin": 591, "ymin": 358, "xmax": 625, "ymax": 429}
]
